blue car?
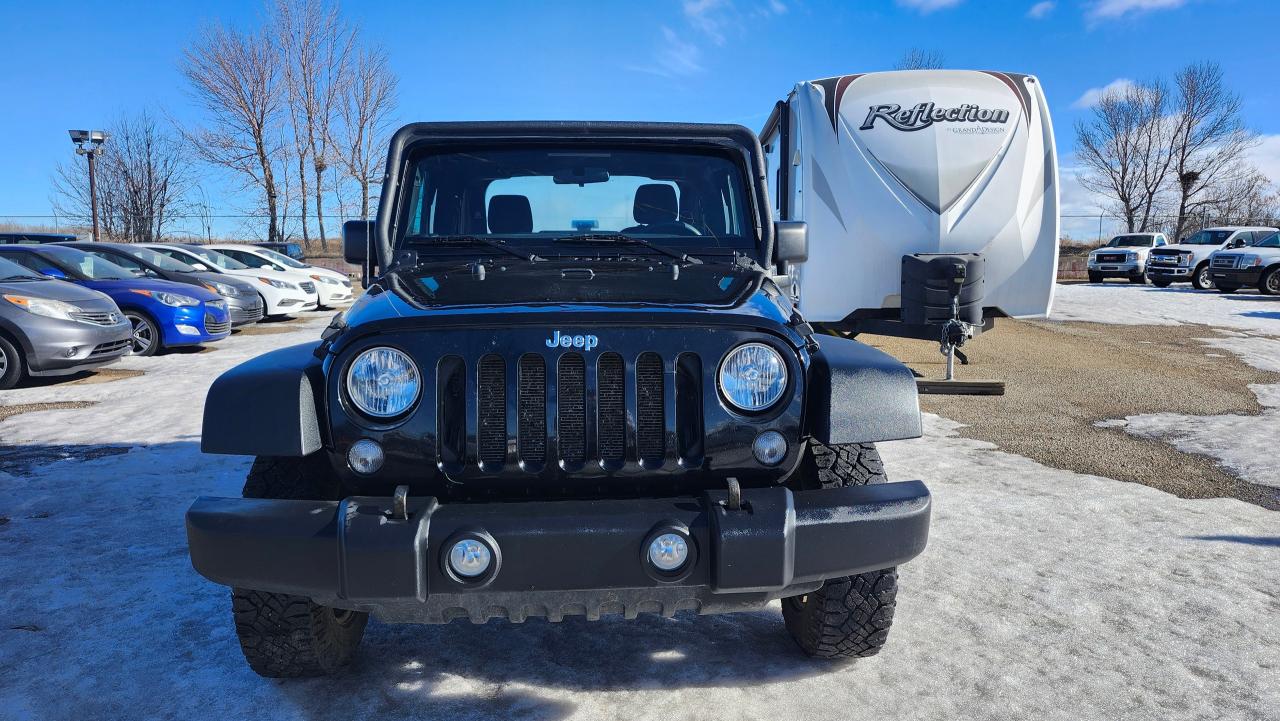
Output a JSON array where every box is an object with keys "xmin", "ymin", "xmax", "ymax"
[{"xmin": 0, "ymin": 244, "xmax": 230, "ymax": 356}]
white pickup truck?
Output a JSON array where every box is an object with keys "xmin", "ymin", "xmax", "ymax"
[
  {"xmin": 1146, "ymin": 226, "xmax": 1279, "ymax": 290},
  {"xmin": 1087, "ymin": 233, "xmax": 1168, "ymax": 284}
]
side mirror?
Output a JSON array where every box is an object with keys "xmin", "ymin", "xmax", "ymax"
[
  {"xmin": 774, "ymin": 220, "xmax": 809, "ymax": 264},
  {"xmin": 40, "ymin": 267, "xmax": 67, "ymax": 280},
  {"xmin": 259, "ymin": 264, "xmax": 273, "ymax": 271},
  {"xmin": 343, "ymin": 220, "xmax": 372, "ymax": 264},
  {"xmin": 191, "ymin": 263, "xmax": 209, "ymax": 271}
]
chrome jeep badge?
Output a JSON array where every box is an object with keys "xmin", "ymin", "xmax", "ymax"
[{"xmin": 545, "ymin": 331, "xmax": 598, "ymax": 351}]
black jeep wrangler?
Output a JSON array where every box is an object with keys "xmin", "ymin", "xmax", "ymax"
[{"xmin": 187, "ymin": 121, "xmax": 931, "ymax": 678}]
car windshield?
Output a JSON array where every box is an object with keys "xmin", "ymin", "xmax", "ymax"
[
  {"xmin": 1107, "ymin": 235, "xmax": 1151, "ymax": 247},
  {"xmin": 397, "ymin": 145, "xmax": 755, "ymax": 258},
  {"xmin": 1253, "ymin": 232, "xmax": 1279, "ymax": 248},
  {"xmin": 256, "ymin": 247, "xmax": 308, "ymax": 269},
  {"xmin": 186, "ymin": 247, "xmax": 250, "ymax": 270},
  {"xmin": 1182, "ymin": 230, "xmax": 1232, "ymax": 245},
  {"xmin": 0, "ymin": 256, "xmax": 45, "ymax": 280},
  {"xmin": 130, "ymin": 247, "xmax": 197, "ymax": 272},
  {"xmin": 44, "ymin": 248, "xmax": 134, "ymax": 280}
]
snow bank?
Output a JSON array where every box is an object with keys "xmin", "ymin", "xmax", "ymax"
[
  {"xmin": 1, "ymin": 309, "xmax": 1277, "ymax": 720},
  {"xmin": 1051, "ymin": 282, "xmax": 1280, "ymax": 336}
]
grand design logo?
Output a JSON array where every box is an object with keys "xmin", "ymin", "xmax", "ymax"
[
  {"xmin": 546, "ymin": 330, "xmax": 599, "ymax": 351},
  {"xmin": 860, "ymin": 102, "xmax": 1010, "ymax": 132}
]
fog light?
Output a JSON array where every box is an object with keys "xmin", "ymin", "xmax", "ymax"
[
  {"xmin": 64, "ymin": 346, "xmax": 80, "ymax": 358},
  {"xmin": 175, "ymin": 324, "xmax": 200, "ymax": 336},
  {"xmin": 752, "ymin": 431, "xmax": 787, "ymax": 466},
  {"xmin": 448, "ymin": 539, "xmax": 492, "ymax": 578},
  {"xmin": 347, "ymin": 439, "xmax": 384, "ymax": 474},
  {"xmin": 647, "ymin": 533, "xmax": 689, "ymax": 572}
]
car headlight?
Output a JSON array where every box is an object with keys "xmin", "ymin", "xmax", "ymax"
[
  {"xmin": 257, "ymin": 276, "xmax": 297, "ymax": 290},
  {"xmin": 718, "ymin": 343, "xmax": 788, "ymax": 412},
  {"xmin": 1241, "ymin": 255, "xmax": 1263, "ymax": 268},
  {"xmin": 130, "ymin": 289, "xmax": 199, "ymax": 307},
  {"xmin": 2, "ymin": 294, "xmax": 81, "ymax": 321},
  {"xmin": 346, "ymin": 347, "xmax": 421, "ymax": 418},
  {"xmin": 311, "ymin": 274, "xmax": 341, "ymax": 285},
  {"xmin": 204, "ymin": 280, "xmax": 240, "ymax": 297}
]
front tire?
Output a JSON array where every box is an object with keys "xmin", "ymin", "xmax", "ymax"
[
  {"xmin": 1129, "ymin": 273, "xmax": 1147, "ymax": 284},
  {"xmin": 1217, "ymin": 284, "xmax": 1240, "ymax": 294},
  {"xmin": 1151, "ymin": 279, "xmax": 1172, "ymax": 288},
  {"xmin": 782, "ymin": 442, "xmax": 899, "ymax": 659},
  {"xmin": 1088, "ymin": 271, "xmax": 1102, "ymax": 283},
  {"xmin": 1261, "ymin": 268, "xmax": 1280, "ymax": 296},
  {"xmin": 231, "ymin": 456, "xmax": 367, "ymax": 678},
  {"xmin": 0, "ymin": 334, "xmax": 26, "ymax": 390},
  {"xmin": 1192, "ymin": 263, "xmax": 1214, "ymax": 290}
]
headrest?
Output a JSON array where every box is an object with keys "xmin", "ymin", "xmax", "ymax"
[
  {"xmin": 633, "ymin": 184, "xmax": 678, "ymax": 225},
  {"xmin": 487, "ymin": 195, "xmax": 532, "ymax": 234}
]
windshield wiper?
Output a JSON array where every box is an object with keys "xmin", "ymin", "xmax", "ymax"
[
  {"xmin": 552, "ymin": 234, "xmax": 703, "ymax": 265},
  {"xmin": 405, "ymin": 234, "xmax": 543, "ymax": 262},
  {"xmin": 0, "ymin": 275, "xmax": 38, "ymax": 281}
]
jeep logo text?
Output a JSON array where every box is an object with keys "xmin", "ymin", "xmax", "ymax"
[
  {"xmin": 860, "ymin": 102, "xmax": 1010, "ymax": 132},
  {"xmin": 546, "ymin": 331, "xmax": 599, "ymax": 351}
]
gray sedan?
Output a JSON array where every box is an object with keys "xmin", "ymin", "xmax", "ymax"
[{"xmin": 0, "ymin": 256, "xmax": 133, "ymax": 389}]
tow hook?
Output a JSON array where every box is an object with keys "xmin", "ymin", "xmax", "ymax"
[
  {"xmin": 725, "ymin": 477, "xmax": 742, "ymax": 511},
  {"xmin": 392, "ymin": 485, "xmax": 409, "ymax": 520}
]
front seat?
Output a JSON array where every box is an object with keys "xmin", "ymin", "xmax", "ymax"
[
  {"xmin": 488, "ymin": 195, "xmax": 533, "ymax": 234},
  {"xmin": 622, "ymin": 184, "xmax": 698, "ymax": 236}
]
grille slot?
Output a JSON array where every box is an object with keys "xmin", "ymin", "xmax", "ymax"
[
  {"xmin": 636, "ymin": 353, "xmax": 665, "ymax": 463},
  {"xmin": 89, "ymin": 339, "xmax": 131, "ymax": 357},
  {"xmin": 675, "ymin": 353, "xmax": 704, "ymax": 464},
  {"xmin": 478, "ymin": 355, "xmax": 507, "ymax": 464},
  {"xmin": 517, "ymin": 354, "xmax": 547, "ymax": 464},
  {"xmin": 557, "ymin": 354, "xmax": 586, "ymax": 464},
  {"xmin": 597, "ymin": 353, "xmax": 626, "ymax": 462},
  {"xmin": 203, "ymin": 313, "xmax": 230, "ymax": 335},
  {"xmin": 70, "ymin": 311, "xmax": 120, "ymax": 326},
  {"xmin": 1212, "ymin": 255, "xmax": 1237, "ymax": 269},
  {"xmin": 436, "ymin": 355, "xmax": 466, "ymax": 468},
  {"xmin": 299, "ymin": 281, "xmax": 316, "ymax": 294}
]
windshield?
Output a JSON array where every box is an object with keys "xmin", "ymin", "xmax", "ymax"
[
  {"xmin": 1253, "ymin": 232, "xmax": 1279, "ymax": 248},
  {"xmin": 1107, "ymin": 235, "xmax": 1151, "ymax": 247},
  {"xmin": 185, "ymin": 247, "xmax": 250, "ymax": 270},
  {"xmin": 398, "ymin": 145, "xmax": 755, "ymax": 257},
  {"xmin": 0, "ymin": 256, "xmax": 44, "ymax": 280},
  {"xmin": 130, "ymin": 247, "xmax": 197, "ymax": 272},
  {"xmin": 1182, "ymin": 230, "xmax": 1232, "ymax": 245},
  {"xmin": 256, "ymin": 247, "xmax": 307, "ymax": 269},
  {"xmin": 44, "ymin": 248, "xmax": 134, "ymax": 280}
]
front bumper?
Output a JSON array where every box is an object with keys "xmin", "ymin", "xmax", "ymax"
[
  {"xmin": 227, "ymin": 296, "xmax": 265, "ymax": 327},
  {"xmin": 24, "ymin": 316, "xmax": 132, "ymax": 375},
  {"xmin": 1088, "ymin": 259, "xmax": 1143, "ymax": 275},
  {"xmin": 187, "ymin": 481, "xmax": 931, "ymax": 623},
  {"xmin": 1146, "ymin": 264, "xmax": 1192, "ymax": 279},
  {"xmin": 1209, "ymin": 268, "xmax": 1263, "ymax": 285}
]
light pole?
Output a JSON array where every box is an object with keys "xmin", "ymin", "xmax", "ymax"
[{"xmin": 68, "ymin": 129, "xmax": 109, "ymax": 242}]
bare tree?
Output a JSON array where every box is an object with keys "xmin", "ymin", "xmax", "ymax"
[
  {"xmin": 275, "ymin": 0, "xmax": 354, "ymax": 250},
  {"xmin": 52, "ymin": 111, "xmax": 192, "ymax": 242},
  {"xmin": 894, "ymin": 48, "xmax": 945, "ymax": 70},
  {"xmin": 1166, "ymin": 62, "xmax": 1258, "ymax": 240},
  {"xmin": 1074, "ymin": 81, "xmax": 1171, "ymax": 232},
  {"xmin": 337, "ymin": 43, "xmax": 397, "ymax": 219},
  {"xmin": 180, "ymin": 23, "xmax": 285, "ymax": 242}
]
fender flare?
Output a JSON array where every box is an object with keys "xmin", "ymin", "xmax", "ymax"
[
  {"xmin": 201, "ymin": 342, "xmax": 325, "ymax": 456},
  {"xmin": 805, "ymin": 335, "xmax": 922, "ymax": 445}
]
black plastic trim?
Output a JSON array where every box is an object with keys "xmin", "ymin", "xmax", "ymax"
[
  {"xmin": 805, "ymin": 335, "xmax": 922, "ymax": 444},
  {"xmin": 201, "ymin": 342, "xmax": 325, "ymax": 456}
]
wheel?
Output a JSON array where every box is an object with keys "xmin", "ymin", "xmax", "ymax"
[
  {"xmin": 1192, "ymin": 263, "xmax": 1215, "ymax": 290},
  {"xmin": 1217, "ymin": 284, "xmax": 1240, "ymax": 294},
  {"xmin": 0, "ymin": 334, "xmax": 26, "ymax": 390},
  {"xmin": 782, "ymin": 441, "xmax": 899, "ymax": 659},
  {"xmin": 1088, "ymin": 271, "xmax": 1102, "ymax": 283},
  {"xmin": 1129, "ymin": 273, "xmax": 1147, "ymax": 284},
  {"xmin": 125, "ymin": 311, "xmax": 160, "ymax": 356},
  {"xmin": 1261, "ymin": 268, "xmax": 1280, "ymax": 296},
  {"xmin": 1152, "ymin": 279, "xmax": 1171, "ymax": 288},
  {"xmin": 231, "ymin": 456, "xmax": 367, "ymax": 678}
]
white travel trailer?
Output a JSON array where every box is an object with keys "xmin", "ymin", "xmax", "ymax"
[{"xmin": 761, "ymin": 70, "xmax": 1059, "ymax": 388}]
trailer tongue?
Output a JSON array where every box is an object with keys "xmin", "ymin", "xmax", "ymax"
[{"xmin": 762, "ymin": 69, "xmax": 1060, "ymax": 393}]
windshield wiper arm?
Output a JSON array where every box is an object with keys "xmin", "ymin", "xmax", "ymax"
[
  {"xmin": 405, "ymin": 234, "xmax": 543, "ymax": 262},
  {"xmin": 552, "ymin": 234, "xmax": 703, "ymax": 265},
  {"xmin": 0, "ymin": 275, "xmax": 37, "ymax": 281}
]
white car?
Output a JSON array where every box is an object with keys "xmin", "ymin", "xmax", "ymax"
[
  {"xmin": 144, "ymin": 244, "xmax": 319, "ymax": 318},
  {"xmin": 1087, "ymin": 233, "xmax": 1169, "ymax": 284},
  {"xmin": 1146, "ymin": 226, "xmax": 1279, "ymax": 290},
  {"xmin": 207, "ymin": 244, "xmax": 354, "ymax": 309}
]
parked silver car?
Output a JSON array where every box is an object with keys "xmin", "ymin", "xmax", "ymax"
[{"xmin": 0, "ymin": 256, "xmax": 132, "ymax": 389}]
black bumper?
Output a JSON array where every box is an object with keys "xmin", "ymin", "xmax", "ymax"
[
  {"xmin": 187, "ymin": 482, "xmax": 931, "ymax": 623},
  {"xmin": 1208, "ymin": 268, "xmax": 1262, "ymax": 285}
]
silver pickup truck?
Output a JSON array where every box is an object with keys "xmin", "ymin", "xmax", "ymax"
[
  {"xmin": 1146, "ymin": 226, "xmax": 1279, "ymax": 290},
  {"xmin": 1208, "ymin": 230, "xmax": 1280, "ymax": 294}
]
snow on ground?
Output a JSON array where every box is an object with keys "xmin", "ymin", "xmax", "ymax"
[
  {"xmin": 1, "ymin": 299, "xmax": 1278, "ymax": 721},
  {"xmin": 1054, "ymin": 283, "xmax": 1280, "ymax": 489}
]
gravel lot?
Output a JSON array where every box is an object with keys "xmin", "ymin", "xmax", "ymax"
[{"xmin": 1, "ymin": 289, "xmax": 1277, "ymax": 721}]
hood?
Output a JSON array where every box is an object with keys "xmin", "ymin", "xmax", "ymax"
[
  {"xmin": 0, "ymin": 276, "xmax": 116, "ymax": 304},
  {"xmin": 191, "ymin": 271, "xmax": 257, "ymax": 294},
  {"xmin": 1155, "ymin": 243, "xmax": 1220, "ymax": 253},
  {"xmin": 302, "ymin": 265, "xmax": 349, "ymax": 281},
  {"xmin": 80, "ymin": 277, "xmax": 223, "ymax": 302}
]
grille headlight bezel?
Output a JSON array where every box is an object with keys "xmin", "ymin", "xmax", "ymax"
[
  {"xmin": 717, "ymin": 342, "xmax": 789, "ymax": 413},
  {"xmin": 345, "ymin": 346, "xmax": 422, "ymax": 419}
]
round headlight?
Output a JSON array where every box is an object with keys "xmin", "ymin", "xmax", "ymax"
[
  {"xmin": 346, "ymin": 347, "xmax": 421, "ymax": 418},
  {"xmin": 718, "ymin": 343, "xmax": 787, "ymax": 412}
]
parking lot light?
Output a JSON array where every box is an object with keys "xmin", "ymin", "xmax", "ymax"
[{"xmin": 68, "ymin": 129, "xmax": 109, "ymax": 242}]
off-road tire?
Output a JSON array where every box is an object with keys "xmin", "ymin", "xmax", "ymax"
[
  {"xmin": 782, "ymin": 441, "xmax": 899, "ymax": 659},
  {"xmin": 1192, "ymin": 263, "xmax": 1215, "ymax": 290},
  {"xmin": 1260, "ymin": 268, "xmax": 1280, "ymax": 296},
  {"xmin": 0, "ymin": 334, "xmax": 25, "ymax": 390},
  {"xmin": 1088, "ymin": 271, "xmax": 1102, "ymax": 283},
  {"xmin": 232, "ymin": 455, "xmax": 367, "ymax": 678}
]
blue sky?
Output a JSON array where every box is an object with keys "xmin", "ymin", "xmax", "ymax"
[{"xmin": 1, "ymin": 0, "xmax": 1278, "ymax": 236}]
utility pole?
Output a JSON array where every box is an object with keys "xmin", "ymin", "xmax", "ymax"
[{"xmin": 68, "ymin": 130, "xmax": 109, "ymax": 241}]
